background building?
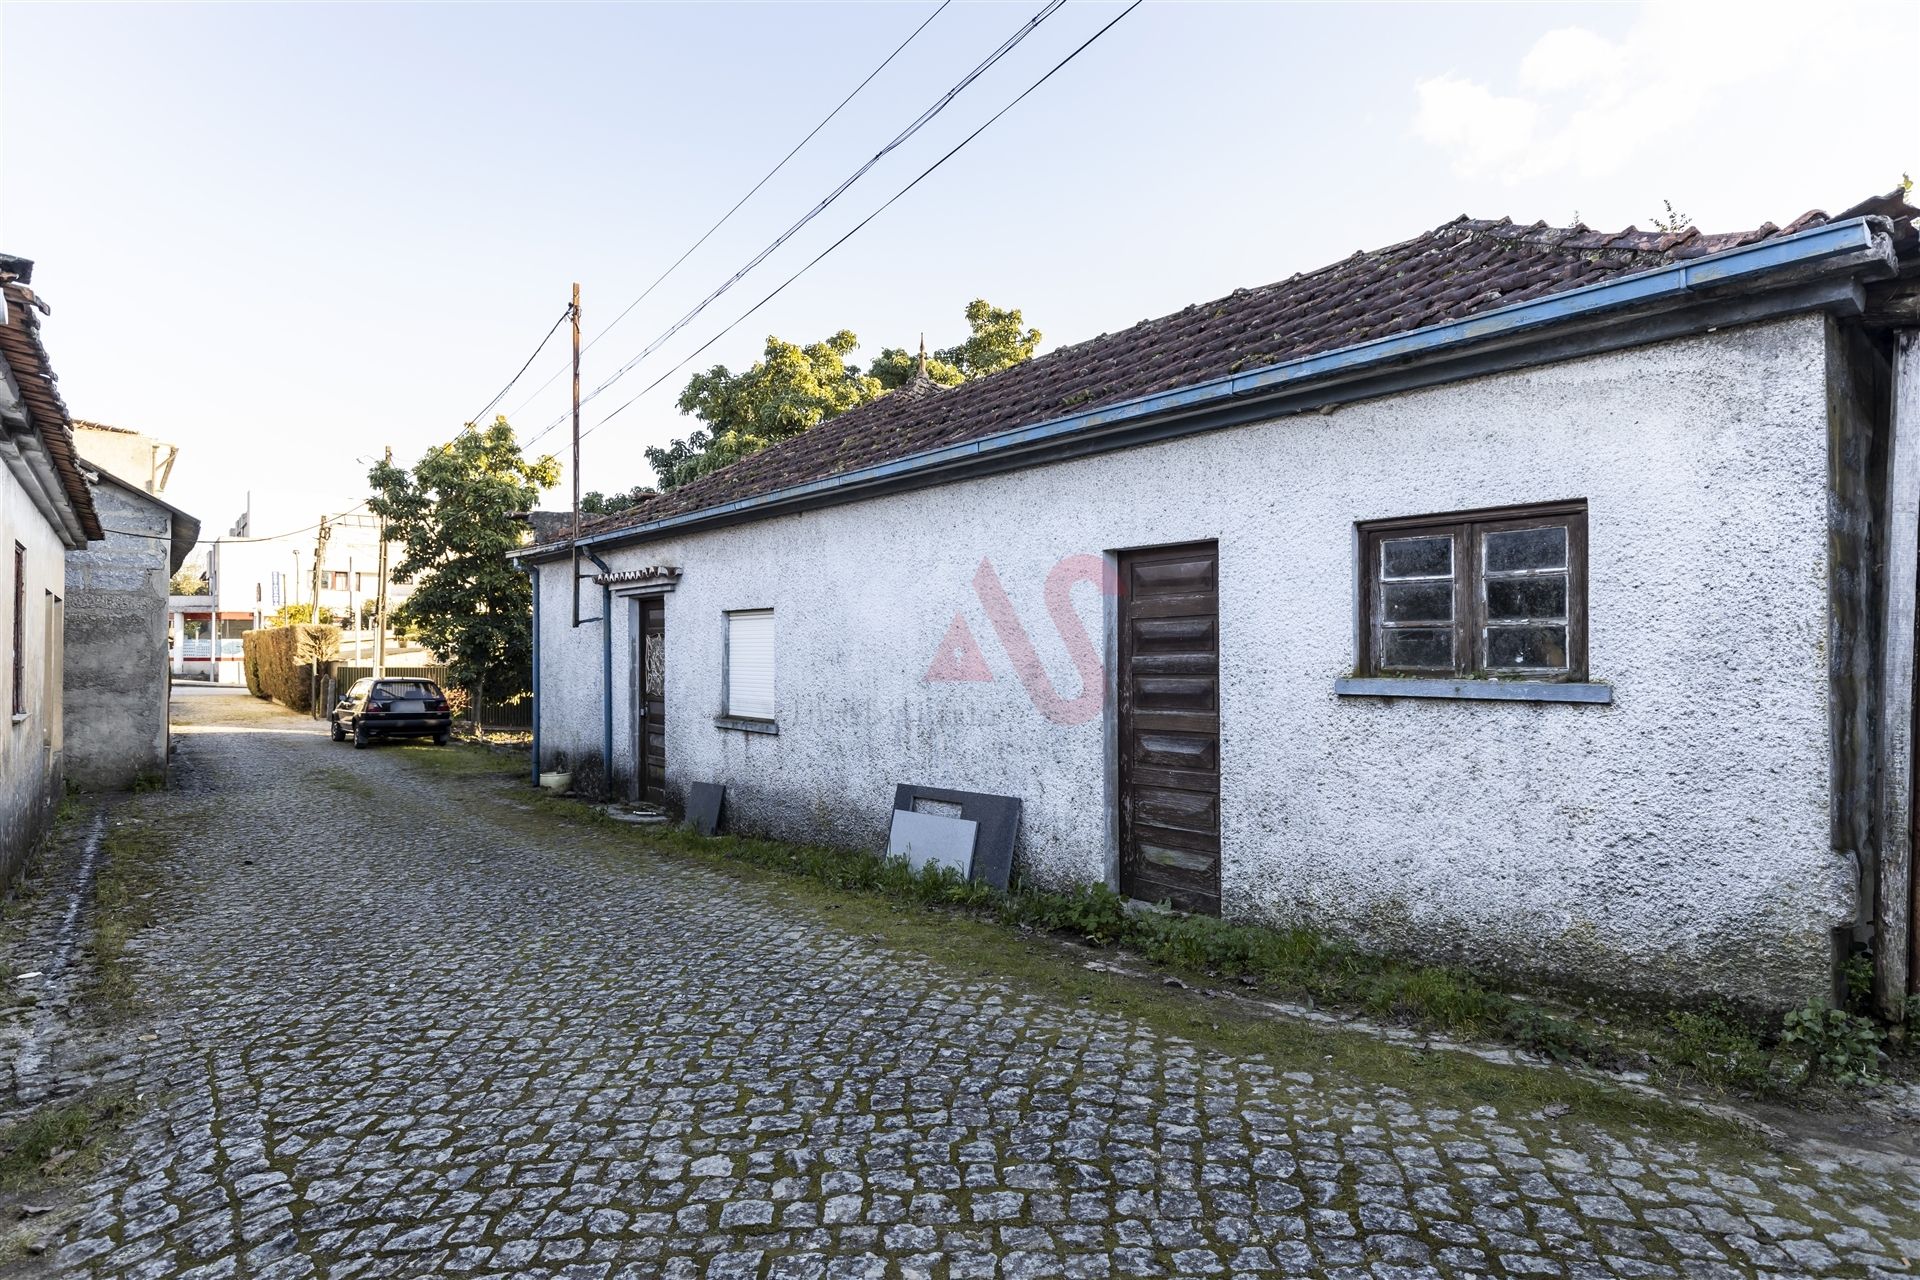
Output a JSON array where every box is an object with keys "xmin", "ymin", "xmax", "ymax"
[
  {"xmin": 171, "ymin": 509, "xmax": 415, "ymax": 682},
  {"xmin": 64, "ymin": 449, "xmax": 198, "ymax": 787}
]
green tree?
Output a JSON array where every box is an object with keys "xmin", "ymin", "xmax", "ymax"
[
  {"xmin": 367, "ymin": 418, "xmax": 558, "ymax": 706},
  {"xmin": 646, "ymin": 330, "xmax": 883, "ymax": 491},
  {"xmin": 580, "ymin": 484, "xmax": 657, "ymax": 515},
  {"xmin": 267, "ymin": 602, "xmax": 330, "ymax": 627},
  {"xmin": 646, "ymin": 300, "xmax": 1041, "ymax": 490},
  {"xmin": 935, "ymin": 298, "xmax": 1041, "ymax": 379}
]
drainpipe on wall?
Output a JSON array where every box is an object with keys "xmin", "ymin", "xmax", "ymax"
[
  {"xmin": 581, "ymin": 548, "xmax": 615, "ymax": 798},
  {"xmin": 526, "ymin": 564, "xmax": 541, "ymax": 786}
]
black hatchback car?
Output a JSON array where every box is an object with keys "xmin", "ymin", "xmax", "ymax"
[{"xmin": 331, "ymin": 678, "xmax": 453, "ymax": 748}]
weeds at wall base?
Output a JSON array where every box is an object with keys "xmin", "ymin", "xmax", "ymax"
[{"xmin": 409, "ymin": 742, "xmax": 1907, "ymax": 1103}]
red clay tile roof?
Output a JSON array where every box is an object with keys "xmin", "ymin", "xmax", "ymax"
[
  {"xmin": 573, "ymin": 192, "xmax": 1917, "ymax": 545},
  {"xmin": 0, "ymin": 266, "xmax": 105, "ymax": 542}
]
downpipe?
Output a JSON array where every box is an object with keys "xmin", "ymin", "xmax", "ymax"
[
  {"xmin": 582, "ymin": 548, "xmax": 615, "ymax": 798},
  {"xmin": 526, "ymin": 564, "xmax": 541, "ymax": 786}
]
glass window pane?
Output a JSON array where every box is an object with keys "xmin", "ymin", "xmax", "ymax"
[
  {"xmin": 1485, "ymin": 575, "xmax": 1567, "ymax": 622},
  {"xmin": 1485, "ymin": 624, "xmax": 1568, "ymax": 670},
  {"xmin": 1484, "ymin": 526, "xmax": 1567, "ymax": 574},
  {"xmin": 1379, "ymin": 627, "xmax": 1453, "ymax": 670},
  {"xmin": 1381, "ymin": 580, "xmax": 1453, "ymax": 624},
  {"xmin": 1381, "ymin": 536, "xmax": 1451, "ymax": 579}
]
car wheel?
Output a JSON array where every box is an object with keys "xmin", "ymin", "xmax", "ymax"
[
  {"xmin": 352, "ymin": 721, "xmax": 369, "ymax": 750},
  {"xmin": 433, "ymin": 731, "xmax": 450, "ymax": 746},
  {"xmin": 331, "ymin": 719, "xmax": 346, "ymax": 742}
]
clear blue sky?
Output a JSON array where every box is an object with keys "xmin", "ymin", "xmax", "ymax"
[{"xmin": 4, "ymin": 1, "xmax": 1914, "ymax": 538}]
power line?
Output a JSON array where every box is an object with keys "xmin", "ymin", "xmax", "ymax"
[
  {"xmin": 503, "ymin": 0, "xmax": 954, "ymax": 426},
  {"xmin": 173, "ymin": 499, "xmax": 373, "ymax": 548},
  {"xmin": 469, "ymin": 305, "xmax": 575, "ymax": 427},
  {"xmin": 523, "ymin": 0, "xmax": 1066, "ymax": 452},
  {"xmin": 571, "ymin": 0, "xmax": 1146, "ymax": 452}
]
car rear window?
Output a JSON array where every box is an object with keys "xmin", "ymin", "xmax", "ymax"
[{"xmin": 375, "ymin": 680, "xmax": 441, "ymax": 699}]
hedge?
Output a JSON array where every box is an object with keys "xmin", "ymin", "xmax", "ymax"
[{"xmin": 241, "ymin": 624, "xmax": 341, "ymax": 714}]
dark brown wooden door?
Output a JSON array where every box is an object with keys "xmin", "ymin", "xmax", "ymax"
[
  {"xmin": 634, "ymin": 597, "xmax": 667, "ymax": 804},
  {"xmin": 1117, "ymin": 542, "xmax": 1221, "ymax": 914}
]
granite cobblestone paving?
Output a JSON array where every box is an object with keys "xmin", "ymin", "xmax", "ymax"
[{"xmin": 40, "ymin": 692, "xmax": 1920, "ymax": 1277}]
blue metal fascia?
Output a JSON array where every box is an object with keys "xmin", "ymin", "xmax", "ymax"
[
  {"xmin": 537, "ymin": 217, "xmax": 1884, "ymax": 559},
  {"xmin": 580, "ymin": 547, "xmax": 616, "ymax": 786},
  {"xmin": 526, "ymin": 564, "xmax": 541, "ymax": 785}
]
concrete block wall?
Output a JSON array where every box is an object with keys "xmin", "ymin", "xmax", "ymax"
[{"xmin": 63, "ymin": 481, "xmax": 171, "ymax": 788}]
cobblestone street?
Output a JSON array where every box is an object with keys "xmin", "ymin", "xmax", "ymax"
[{"xmin": 18, "ymin": 690, "xmax": 1920, "ymax": 1278}]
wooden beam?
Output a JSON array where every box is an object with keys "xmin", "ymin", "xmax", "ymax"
[{"xmin": 1878, "ymin": 329, "xmax": 1920, "ymax": 1019}]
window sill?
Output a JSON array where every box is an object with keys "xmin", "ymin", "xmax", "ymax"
[
  {"xmin": 714, "ymin": 715, "xmax": 779, "ymax": 736},
  {"xmin": 1335, "ymin": 677, "xmax": 1612, "ymax": 705}
]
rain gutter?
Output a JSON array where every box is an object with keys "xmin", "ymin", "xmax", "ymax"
[{"xmin": 521, "ymin": 215, "xmax": 1896, "ymax": 562}]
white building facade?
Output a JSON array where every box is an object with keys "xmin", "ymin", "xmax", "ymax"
[
  {"xmin": 0, "ymin": 256, "xmax": 104, "ymax": 884},
  {"xmin": 173, "ymin": 511, "xmax": 411, "ymax": 682},
  {"xmin": 521, "ymin": 198, "xmax": 1920, "ymax": 1015}
]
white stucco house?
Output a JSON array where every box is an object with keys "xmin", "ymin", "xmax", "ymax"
[
  {"xmin": 518, "ymin": 191, "xmax": 1920, "ymax": 1017},
  {"xmin": 0, "ymin": 254, "xmax": 105, "ymax": 884}
]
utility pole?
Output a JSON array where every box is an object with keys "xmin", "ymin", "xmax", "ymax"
[
  {"xmin": 570, "ymin": 281, "xmax": 583, "ymax": 628},
  {"xmin": 347, "ymin": 553, "xmax": 358, "ymax": 663},
  {"xmin": 375, "ymin": 445, "xmax": 391, "ymax": 678},
  {"xmin": 206, "ymin": 538, "xmax": 218, "ymax": 682},
  {"xmin": 311, "ymin": 516, "xmax": 332, "ymax": 718}
]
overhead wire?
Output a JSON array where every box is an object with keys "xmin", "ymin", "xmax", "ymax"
[
  {"xmin": 522, "ymin": 0, "xmax": 1067, "ymax": 452},
  {"xmin": 502, "ymin": 0, "xmax": 955, "ymax": 425},
  {"xmin": 468, "ymin": 305, "xmax": 575, "ymax": 427},
  {"xmin": 569, "ymin": 0, "xmax": 1146, "ymax": 452},
  {"xmin": 167, "ymin": 499, "xmax": 374, "ymax": 549}
]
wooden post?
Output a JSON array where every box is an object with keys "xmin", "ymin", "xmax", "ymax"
[
  {"xmin": 311, "ymin": 517, "xmax": 331, "ymax": 718},
  {"xmin": 1879, "ymin": 329, "xmax": 1920, "ymax": 1020},
  {"xmin": 571, "ymin": 282, "xmax": 583, "ymax": 628},
  {"xmin": 375, "ymin": 446, "xmax": 391, "ymax": 678}
]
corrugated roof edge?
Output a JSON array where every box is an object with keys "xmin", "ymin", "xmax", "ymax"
[{"xmin": 517, "ymin": 213, "xmax": 1899, "ymax": 565}]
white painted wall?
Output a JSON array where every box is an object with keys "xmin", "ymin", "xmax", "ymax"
[
  {"xmin": 535, "ymin": 315, "xmax": 1846, "ymax": 1007},
  {"xmin": 0, "ymin": 459, "xmax": 72, "ymax": 883}
]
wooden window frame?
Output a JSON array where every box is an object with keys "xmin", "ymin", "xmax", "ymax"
[{"xmin": 1357, "ymin": 501, "xmax": 1588, "ymax": 682}]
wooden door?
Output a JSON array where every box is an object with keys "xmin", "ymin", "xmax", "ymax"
[
  {"xmin": 633, "ymin": 597, "xmax": 667, "ymax": 805},
  {"xmin": 1117, "ymin": 542, "xmax": 1221, "ymax": 914}
]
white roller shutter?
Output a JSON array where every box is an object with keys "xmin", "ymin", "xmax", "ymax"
[{"xmin": 726, "ymin": 609, "xmax": 776, "ymax": 720}]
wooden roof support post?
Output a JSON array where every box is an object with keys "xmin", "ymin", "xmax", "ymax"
[{"xmin": 1878, "ymin": 328, "xmax": 1920, "ymax": 1020}]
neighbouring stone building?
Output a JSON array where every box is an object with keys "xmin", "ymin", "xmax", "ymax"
[
  {"xmin": 64, "ymin": 455, "xmax": 199, "ymax": 788},
  {"xmin": 0, "ymin": 254, "xmax": 104, "ymax": 885},
  {"xmin": 519, "ymin": 191, "xmax": 1920, "ymax": 1017}
]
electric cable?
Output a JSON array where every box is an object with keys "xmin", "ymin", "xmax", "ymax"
[
  {"xmin": 521, "ymin": 0, "xmax": 1067, "ymax": 451},
  {"xmin": 502, "ymin": 0, "xmax": 955, "ymax": 425},
  {"xmin": 571, "ymin": 0, "xmax": 1146, "ymax": 451},
  {"xmin": 469, "ymin": 305, "xmax": 574, "ymax": 427}
]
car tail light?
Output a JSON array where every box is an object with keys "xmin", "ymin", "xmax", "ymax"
[
  {"xmin": 427, "ymin": 699, "xmax": 449, "ymax": 712},
  {"xmin": 367, "ymin": 700, "xmax": 389, "ymax": 715}
]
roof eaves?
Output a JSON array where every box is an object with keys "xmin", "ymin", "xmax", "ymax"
[
  {"xmin": 0, "ymin": 276, "xmax": 105, "ymax": 543},
  {"xmin": 518, "ymin": 212, "xmax": 1898, "ymax": 565}
]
